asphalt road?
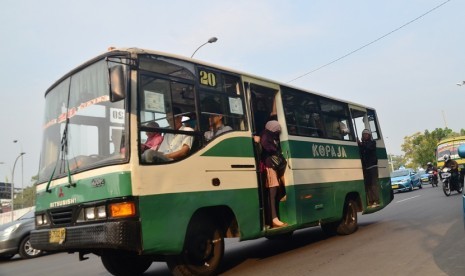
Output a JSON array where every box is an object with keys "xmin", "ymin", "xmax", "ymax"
[{"xmin": 1, "ymin": 183, "xmax": 464, "ymax": 276}]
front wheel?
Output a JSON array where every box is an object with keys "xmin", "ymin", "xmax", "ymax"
[
  {"xmin": 167, "ymin": 215, "xmax": 224, "ymax": 276},
  {"xmin": 101, "ymin": 251, "xmax": 152, "ymax": 276},
  {"xmin": 443, "ymin": 181, "xmax": 451, "ymax": 196},
  {"xmin": 321, "ymin": 199, "xmax": 358, "ymax": 236},
  {"xmin": 19, "ymin": 236, "xmax": 42, "ymax": 259}
]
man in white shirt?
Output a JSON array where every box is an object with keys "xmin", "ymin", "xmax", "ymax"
[{"xmin": 145, "ymin": 107, "xmax": 194, "ymax": 162}]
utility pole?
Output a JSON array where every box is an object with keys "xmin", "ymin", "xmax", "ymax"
[{"xmin": 441, "ymin": 110, "xmax": 448, "ymax": 128}]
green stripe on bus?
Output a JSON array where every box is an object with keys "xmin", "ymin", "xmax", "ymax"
[
  {"xmin": 138, "ymin": 175, "xmax": 392, "ymax": 254},
  {"xmin": 284, "ymin": 140, "xmax": 388, "ymax": 160},
  {"xmin": 201, "ymin": 137, "xmax": 255, "ymax": 157},
  {"xmin": 201, "ymin": 137, "xmax": 387, "ymax": 160},
  {"xmin": 35, "ymin": 172, "xmax": 132, "ymax": 211},
  {"xmin": 139, "ymin": 187, "xmax": 261, "ymax": 254}
]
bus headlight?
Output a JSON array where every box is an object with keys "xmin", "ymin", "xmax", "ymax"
[
  {"xmin": 85, "ymin": 207, "xmax": 96, "ymax": 220},
  {"xmin": 97, "ymin": 205, "xmax": 107, "ymax": 219},
  {"xmin": 35, "ymin": 214, "xmax": 49, "ymax": 226},
  {"xmin": 77, "ymin": 205, "xmax": 108, "ymax": 222}
]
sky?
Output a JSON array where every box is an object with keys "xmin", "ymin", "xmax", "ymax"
[{"xmin": 0, "ymin": 0, "xmax": 464, "ymax": 187}]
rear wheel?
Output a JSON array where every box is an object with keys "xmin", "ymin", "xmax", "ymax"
[
  {"xmin": 321, "ymin": 199, "xmax": 358, "ymax": 236},
  {"xmin": 167, "ymin": 215, "xmax": 224, "ymax": 276},
  {"xmin": 101, "ymin": 251, "xmax": 152, "ymax": 276},
  {"xmin": 19, "ymin": 236, "xmax": 42, "ymax": 259}
]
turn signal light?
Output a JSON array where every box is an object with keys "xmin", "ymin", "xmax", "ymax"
[{"xmin": 109, "ymin": 202, "xmax": 136, "ymax": 218}]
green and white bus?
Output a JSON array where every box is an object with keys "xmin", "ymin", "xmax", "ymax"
[{"xmin": 31, "ymin": 48, "xmax": 393, "ymax": 276}]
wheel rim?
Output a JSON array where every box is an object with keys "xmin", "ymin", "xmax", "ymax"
[
  {"xmin": 186, "ymin": 234, "xmax": 216, "ymax": 265},
  {"xmin": 24, "ymin": 239, "xmax": 41, "ymax": 257},
  {"xmin": 344, "ymin": 202, "xmax": 356, "ymax": 225}
]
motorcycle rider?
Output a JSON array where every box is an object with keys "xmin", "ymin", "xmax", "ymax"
[
  {"xmin": 426, "ymin": 162, "xmax": 438, "ymax": 185},
  {"xmin": 441, "ymin": 154, "xmax": 460, "ymax": 188},
  {"xmin": 426, "ymin": 162, "xmax": 435, "ymax": 172}
]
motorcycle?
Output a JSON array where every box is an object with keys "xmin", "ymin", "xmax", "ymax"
[
  {"xmin": 428, "ymin": 170, "xmax": 438, "ymax": 187},
  {"xmin": 440, "ymin": 167, "xmax": 463, "ymax": 196}
]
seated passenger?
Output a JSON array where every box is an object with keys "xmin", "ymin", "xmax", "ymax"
[
  {"xmin": 145, "ymin": 107, "xmax": 194, "ymax": 162},
  {"xmin": 141, "ymin": 121, "xmax": 163, "ymax": 152},
  {"xmin": 204, "ymin": 113, "xmax": 232, "ymax": 142}
]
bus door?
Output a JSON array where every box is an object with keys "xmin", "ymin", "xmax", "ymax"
[
  {"xmin": 243, "ymin": 76, "xmax": 281, "ymax": 229},
  {"xmin": 349, "ymin": 106, "xmax": 390, "ymax": 209}
]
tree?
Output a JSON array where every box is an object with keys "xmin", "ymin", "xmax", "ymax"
[
  {"xmin": 388, "ymin": 154, "xmax": 404, "ymax": 171},
  {"xmin": 401, "ymin": 128, "xmax": 456, "ymax": 168},
  {"xmin": 14, "ymin": 186, "xmax": 36, "ymax": 208}
]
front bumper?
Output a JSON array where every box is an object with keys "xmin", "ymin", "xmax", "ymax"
[
  {"xmin": 0, "ymin": 233, "xmax": 22, "ymax": 256},
  {"xmin": 30, "ymin": 220, "xmax": 141, "ymax": 252},
  {"xmin": 391, "ymin": 183, "xmax": 409, "ymax": 192}
]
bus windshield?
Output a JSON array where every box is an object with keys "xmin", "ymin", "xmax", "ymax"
[{"xmin": 38, "ymin": 58, "xmax": 128, "ymax": 182}]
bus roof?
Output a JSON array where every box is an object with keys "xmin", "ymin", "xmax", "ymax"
[
  {"xmin": 44, "ymin": 47, "xmax": 376, "ymax": 111},
  {"xmin": 437, "ymin": 136, "xmax": 465, "ymax": 145}
]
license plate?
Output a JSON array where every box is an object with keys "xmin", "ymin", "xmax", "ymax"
[
  {"xmin": 392, "ymin": 185, "xmax": 399, "ymax": 189},
  {"xmin": 49, "ymin": 228, "xmax": 66, "ymax": 244}
]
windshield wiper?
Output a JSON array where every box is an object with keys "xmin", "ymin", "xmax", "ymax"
[{"xmin": 45, "ymin": 118, "xmax": 75, "ymax": 193}]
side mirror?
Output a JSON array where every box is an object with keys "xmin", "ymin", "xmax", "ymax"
[
  {"xmin": 459, "ymin": 144, "xmax": 465, "ymax": 158},
  {"xmin": 109, "ymin": 65, "xmax": 126, "ymax": 102}
]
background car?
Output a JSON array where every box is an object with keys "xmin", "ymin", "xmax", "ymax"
[
  {"xmin": 418, "ymin": 169, "xmax": 430, "ymax": 183},
  {"xmin": 0, "ymin": 208, "xmax": 43, "ymax": 260},
  {"xmin": 390, "ymin": 169, "xmax": 422, "ymax": 192}
]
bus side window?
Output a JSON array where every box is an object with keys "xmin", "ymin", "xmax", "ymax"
[
  {"xmin": 199, "ymin": 73, "xmax": 247, "ymax": 142},
  {"xmin": 367, "ymin": 109, "xmax": 380, "ymax": 140}
]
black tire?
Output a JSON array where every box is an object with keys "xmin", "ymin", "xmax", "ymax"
[
  {"xmin": 321, "ymin": 199, "xmax": 358, "ymax": 236},
  {"xmin": 419, "ymin": 182, "xmax": 423, "ymax": 189},
  {"xmin": 101, "ymin": 251, "xmax": 152, "ymax": 276},
  {"xmin": 19, "ymin": 236, "xmax": 42, "ymax": 259},
  {"xmin": 167, "ymin": 215, "xmax": 224, "ymax": 276},
  {"xmin": 443, "ymin": 181, "xmax": 451, "ymax": 196}
]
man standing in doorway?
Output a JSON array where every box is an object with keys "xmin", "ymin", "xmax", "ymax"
[{"xmin": 358, "ymin": 129, "xmax": 380, "ymax": 207}]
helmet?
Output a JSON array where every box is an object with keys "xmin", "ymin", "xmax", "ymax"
[
  {"xmin": 443, "ymin": 154, "xmax": 450, "ymax": 161},
  {"xmin": 427, "ymin": 162, "xmax": 432, "ymax": 166}
]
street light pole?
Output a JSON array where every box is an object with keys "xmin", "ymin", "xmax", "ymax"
[
  {"xmin": 13, "ymin": 140, "xmax": 23, "ymax": 208},
  {"xmin": 389, "ymin": 154, "xmax": 395, "ymax": 171},
  {"xmin": 191, "ymin": 37, "xmax": 218, "ymax": 58},
  {"xmin": 11, "ymin": 152, "xmax": 25, "ymax": 221}
]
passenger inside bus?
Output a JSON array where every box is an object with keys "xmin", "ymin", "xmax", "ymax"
[
  {"xmin": 144, "ymin": 107, "xmax": 194, "ymax": 163},
  {"xmin": 141, "ymin": 121, "xmax": 163, "ymax": 152},
  {"xmin": 204, "ymin": 111, "xmax": 232, "ymax": 142}
]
